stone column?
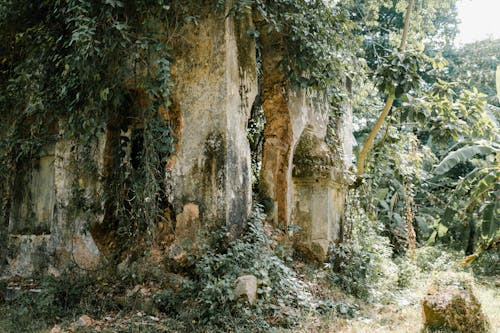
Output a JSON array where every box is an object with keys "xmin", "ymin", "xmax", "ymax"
[
  {"xmin": 166, "ymin": 8, "xmax": 257, "ymax": 260},
  {"xmin": 52, "ymin": 138, "xmax": 104, "ymax": 271},
  {"xmin": 257, "ymin": 26, "xmax": 350, "ymax": 258},
  {"xmin": 290, "ymin": 129, "xmax": 345, "ymax": 261}
]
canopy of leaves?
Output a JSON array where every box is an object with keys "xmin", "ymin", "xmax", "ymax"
[{"xmin": 444, "ymin": 39, "xmax": 500, "ymax": 107}]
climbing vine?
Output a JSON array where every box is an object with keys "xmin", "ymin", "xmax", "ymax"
[
  {"xmin": 0, "ymin": 0, "xmax": 178, "ymax": 254},
  {"xmin": 0, "ymin": 0, "xmax": 362, "ymax": 256}
]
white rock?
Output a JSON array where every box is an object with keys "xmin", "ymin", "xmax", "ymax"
[
  {"xmin": 50, "ymin": 325, "xmax": 63, "ymax": 333},
  {"xmin": 234, "ymin": 275, "xmax": 257, "ymax": 305},
  {"xmin": 76, "ymin": 315, "xmax": 93, "ymax": 327}
]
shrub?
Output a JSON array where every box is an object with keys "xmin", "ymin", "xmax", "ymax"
[
  {"xmin": 327, "ymin": 242, "xmax": 372, "ymax": 298},
  {"xmin": 186, "ymin": 205, "xmax": 314, "ymax": 331},
  {"xmin": 394, "ymin": 255, "xmax": 416, "ymax": 288},
  {"xmin": 0, "ymin": 279, "xmax": 6, "ymax": 303},
  {"xmin": 0, "ymin": 269, "xmax": 91, "ymax": 332},
  {"xmin": 471, "ymin": 249, "xmax": 500, "ymax": 276},
  {"xmin": 416, "ymin": 246, "xmax": 460, "ymax": 272},
  {"xmin": 326, "ymin": 202, "xmax": 395, "ymax": 300}
]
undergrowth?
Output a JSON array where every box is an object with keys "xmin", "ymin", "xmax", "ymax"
[
  {"xmin": 326, "ymin": 198, "xmax": 397, "ymax": 301},
  {"xmin": 155, "ymin": 206, "xmax": 316, "ymax": 331},
  {"xmin": 0, "ymin": 206, "xmax": 357, "ymax": 332},
  {"xmin": 0, "ymin": 269, "xmax": 91, "ymax": 332},
  {"xmin": 1, "ymin": 204, "xmax": 496, "ymax": 332}
]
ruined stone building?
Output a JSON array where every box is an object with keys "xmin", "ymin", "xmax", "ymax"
[{"xmin": 0, "ymin": 6, "xmax": 353, "ymax": 278}]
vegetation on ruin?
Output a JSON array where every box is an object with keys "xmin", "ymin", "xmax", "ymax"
[{"xmin": 0, "ymin": 0, "xmax": 499, "ymax": 332}]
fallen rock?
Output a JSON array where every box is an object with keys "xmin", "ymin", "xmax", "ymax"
[
  {"xmin": 76, "ymin": 314, "xmax": 93, "ymax": 327},
  {"xmin": 421, "ymin": 273, "xmax": 489, "ymax": 332},
  {"xmin": 50, "ymin": 325, "xmax": 63, "ymax": 333},
  {"xmin": 234, "ymin": 275, "xmax": 257, "ymax": 305}
]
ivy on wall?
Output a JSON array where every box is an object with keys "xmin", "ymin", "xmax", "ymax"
[
  {"xmin": 0, "ymin": 0, "xmax": 359, "ymax": 255},
  {"xmin": 0, "ymin": 0, "xmax": 177, "ymax": 255}
]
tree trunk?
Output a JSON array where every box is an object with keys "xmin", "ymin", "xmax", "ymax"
[
  {"xmin": 356, "ymin": 0, "xmax": 415, "ymax": 177},
  {"xmin": 465, "ymin": 217, "xmax": 475, "ymax": 256}
]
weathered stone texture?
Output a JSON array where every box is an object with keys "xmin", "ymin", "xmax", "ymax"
[
  {"xmin": 257, "ymin": 28, "xmax": 350, "ymax": 260},
  {"xmin": 1, "ymin": 4, "xmax": 352, "ymax": 276},
  {"xmin": 8, "ymin": 144, "xmax": 55, "ymax": 235},
  {"xmin": 167, "ymin": 8, "xmax": 257, "ymax": 255},
  {"xmin": 234, "ymin": 274, "xmax": 258, "ymax": 305},
  {"xmin": 290, "ymin": 128, "xmax": 346, "ymax": 261},
  {"xmin": 2, "ymin": 136, "xmax": 105, "ymax": 277},
  {"xmin": 422, "ymin": 273, "xmax": 490, "ymax": 332}
]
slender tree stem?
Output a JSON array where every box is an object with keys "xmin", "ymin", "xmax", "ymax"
[
  {"xmin": 356, "ymin": 0, "xmax": 415, "ymax": 177},
  {"xmin": 356, "ymin": 94, "xmax": 395, "ymax": 175},
  {"xmin": 398, "ymin": 0, "xmax": 414, "ymax": 52}
]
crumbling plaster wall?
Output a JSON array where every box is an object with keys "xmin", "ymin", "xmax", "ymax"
[
  {"xmin": 165, "ymin": 7, "xmax": 257, "ymax": 261},
  {"xmin": 257, "ymin": 28, "xmax": 351, "ymax": 260},
  {"xmin": 2, "ymin": 137, "xmax": 105, "ymax": 277},
  {"xmin": 1, "ymin": 4, "xmax": 353, "ymax": 277}
]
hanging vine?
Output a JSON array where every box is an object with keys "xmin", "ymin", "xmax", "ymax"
[{"xmin": 0, "ymin": 0, "xmax": 361, "ymax": 257}]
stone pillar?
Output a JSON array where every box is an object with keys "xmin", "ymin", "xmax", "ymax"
[
  {"xmin": 258, "ymin": 31, "xmax": 293, "ymax": 227},
  {"xmin": 166, "ymin": 8, "xmax": 257, "ymax": 259},
  {"xmin": 258, "ymin": 29, "xmax": 333, "ymax": 229},
  {"xmin": 290, "ymin": 129, "xmax": 345, "ymax": 261},
  {"xmin": 1, "ymin": 136, "xmax": 105, "ymax": 278},
  {"xmin": 258, "ymin": 27, "xmax": 350, "ymax": 260},
  {"xmin": 52, "ymin": 138, "xmax": 104, "ymax": 271}
]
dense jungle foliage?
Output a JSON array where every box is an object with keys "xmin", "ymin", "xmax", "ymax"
[{"xmin": 0, "ymin": 0, "xmax": 498, "ymax": 332}]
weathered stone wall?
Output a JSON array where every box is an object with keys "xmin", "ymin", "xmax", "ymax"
[
  {"xmin": 291, "ymin": 128, "xmax": 346, "ymax": 260},
  {"xmin": 1, "ymin": 4, "xmax": 352, "ymax": 277},
  {"xmin": 2, "ymin": 137, "xmax": 105, "ymax": 277},
  {"xmin": 164, "ymin": 7, "xmax": 257, "ymax": 262},
  {"xmin": 257, "ymin": 25, "xmax": 351, "ymax": 260}
]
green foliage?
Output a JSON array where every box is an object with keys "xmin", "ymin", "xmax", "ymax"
[
  {"xmin": 471, "ymin": 248, "xmax": 500, "ymax": 276},
  {"xmin": 328, "ymin": 242, "xmax": 372, "ymax": 299},
  {"xmin": 352, "ymin": 0, "xmax": 458, "ymax": 70},
  {"xmin": 434, "ymin": 141, "xmax": 498, "ymax": 175},
  {"xmin": 358, "ymin": 58, "xmax": 497, "ymax": 259},
  {"xmin": 394, "ymin": 256, "xmax": 416, "ymax": 288},
  {"xmin": 375, "ymin": 50, "xmax": 429, "ymax": 97},
  {"xmin": 496, "ymin": 65, "xmax": 500, "ymax": 104},
  {"xmin": 327, "ymin": 197, "xmax": 394, "ymax": 300},
  {"xmin": 401, "ymin": 82, "xmax": 495, "ymax": 148},
  {"xmin": 435, "ymin": 141, "xmax": 499, "ymax": 251},
  {"xmin": 0, "ymin": 0, "xmax": 176, "ymax": 252},
  {"xmin": 415, "ymin": 246, "xmax": 460, "ymax": 273},
  {"xmin": 0, "ymin": 280, "xmax": 6, "ymax": 303},
  {"xmin": 359, "ymin": 129, "xmax": 425, "ymax": 253},
  {"xmin": 190, "ymin": 206, "xmax": 313, "ymax": 330},
  {"xmin": 444, "ymin": 39, "xmax": 500, "ymax": 107},
  {"xmin": 252, "ymin": 0, "xmax": 358, "ymax": 91},
  {"xmin": 0, "ymin": 269, "xmax": 92, "ymax": 332}
]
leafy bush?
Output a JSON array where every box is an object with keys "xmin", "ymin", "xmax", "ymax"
[
  {"xmin": 327, "ymin": 242, "xmax": 372, "ymax": 298},
  {"xmin": 327, "ymin": 200, "xmax": 396, "ymax": 300},
  {"xmin": 471, "ymin": 249, "xmax": 500, "ymax": 276},
  {"xmin": 0, "ymin": 269, "xmax": 92, "ymax": 332},
  {"xmin": 0, "ymin": 279, "xmax": 6, "ymax": 303},
  {"xmin": 184, "ymin": 206, "xmax": 314, "ymax": 331},
  {"xmin": 394, "ymin": 256, "xmax": 416, "ymax": 288},
  {"xmin": 38, "ymin": 274, "xmax": 88, "ymax": 319},
  {"xmin": 415, "ymin": 246, "xmax": 460, "ymax": 272}
]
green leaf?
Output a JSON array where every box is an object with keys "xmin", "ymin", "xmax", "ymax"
[
  {"xmin": 437, "ymin": 223, "xmax": 448, "ymax": 237},
  {"xmin": 434, "ymin": 142, "xmax": 497, "ymax": 175},
  {"xmin": 480, "ymin": 200, "xmax": 499, "ymax": 238},
  {"xmin": 470, "ymin": 170, "xmax": 497, "ymax": 199},
  {"xmin": 99, "ymin": 88, "xmax": 109, "ymax": 101}
]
